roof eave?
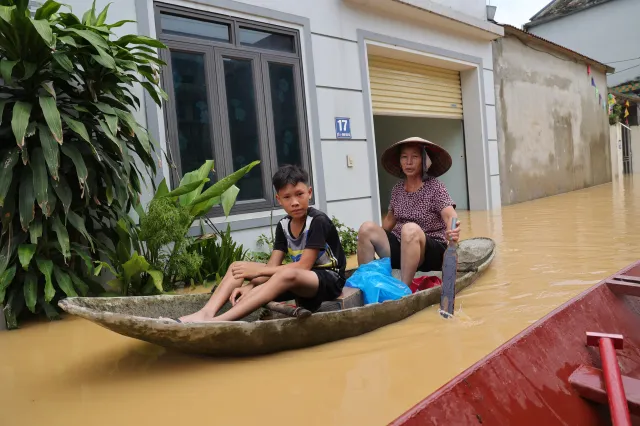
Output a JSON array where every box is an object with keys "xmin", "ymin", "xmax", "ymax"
[
  {"xmin": 529, "ymin": 0, "xmax": 559, "ymax": 21},
  {"xmin": 343, "ymin": 0, "xmax": 504, "ymax": 41}
]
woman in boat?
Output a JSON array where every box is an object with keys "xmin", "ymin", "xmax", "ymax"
[{"xmin": 357, "ymin": 137, "xmax": 460, "ymax": 286}]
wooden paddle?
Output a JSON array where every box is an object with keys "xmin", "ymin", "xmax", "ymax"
[{"xmin": 439, "ymin": 217, "xmax": 458, "ymax": 319}]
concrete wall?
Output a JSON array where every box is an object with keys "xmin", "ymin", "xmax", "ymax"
[
  {"xmin": 71, "ymin": 0, "xmax": 498, "ymax": 250},
  {"xmin": 527, "ymin": 0, "xmax": 640, "ymax": 87},
  {"xmin": 494, "ymin": 36, "xmax": 611, "ymax": 206},
  {"xmin": 373, "ymin": 116, "xmax": 468, "ymax": 212}
]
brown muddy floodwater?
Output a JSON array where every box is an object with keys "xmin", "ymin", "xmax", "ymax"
[{"xmin": 3, "ymin": 176, "xmax": 640, "ymax": 426}]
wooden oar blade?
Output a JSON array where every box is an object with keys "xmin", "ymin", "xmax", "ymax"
[
  {"xmin": 439, "ymin": 246, "xmax": 457, "ymax": 318},
  {"xmin": 439, "ymin": 217, "xmax": 458, "ymax": 319}
]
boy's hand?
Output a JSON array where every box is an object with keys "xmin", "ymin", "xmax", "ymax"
[
  {"xmin": 445, "ymin": 219, "xmax": 461, "ymax": 243},
  {"xmin": 232, "ymin": 263, "xmax": 264, "ymax": 280},
  {"xmin": 230, "ymin": 284, "xmax": 255, "ymax": 306}
]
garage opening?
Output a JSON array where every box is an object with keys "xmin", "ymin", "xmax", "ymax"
[{"xmin": 368, "ymin": 54, "xmax": 469, "ymax": 216}]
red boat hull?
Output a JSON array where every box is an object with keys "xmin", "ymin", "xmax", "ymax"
[{"xmin": 391, "ymin": 261, "xmax": 640, "ymax": 426}]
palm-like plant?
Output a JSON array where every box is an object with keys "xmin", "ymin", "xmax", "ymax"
[{"xmin": 0, "ymin": 0, "xmax": 167, "ymax": 328}]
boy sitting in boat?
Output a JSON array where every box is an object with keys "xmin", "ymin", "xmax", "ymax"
[{"xmin": 176, "ymin": 164, "xmax": 347, "ymax": 323}]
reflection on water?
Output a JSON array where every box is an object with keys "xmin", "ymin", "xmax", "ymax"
[{"xmin": 3, "ymin": 176, "xmax": 640, "ymax": 426}]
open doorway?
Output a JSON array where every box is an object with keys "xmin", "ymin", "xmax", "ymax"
[
  {"xmin": 366, "ymin": 50, "xmax": 471, "ymax": 217},
  {"xmin": 374, "ymin": 116, "xmax": 469, "ymax": 216}
]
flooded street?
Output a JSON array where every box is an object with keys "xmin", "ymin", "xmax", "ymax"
[{"xmin": 3, "ymin": 176, "xmax": 640, "ymax": 426}]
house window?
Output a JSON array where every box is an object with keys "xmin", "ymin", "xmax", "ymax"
[{"xmin": 155, "ymin": 3, "xmax": 312, "ymax": 215}]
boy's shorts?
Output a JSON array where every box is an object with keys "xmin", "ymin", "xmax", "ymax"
[{"xmin": 274, "ymin": 269, "xmax": 345, "ymax": 312}]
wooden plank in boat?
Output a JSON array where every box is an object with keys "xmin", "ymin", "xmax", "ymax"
[
  {"xmin": 607, "ymin": 279, "xmax": 640, "ymax": 297},
  {"xmin": 615, "ymin": 275, "xmax": 640, "ymax": 284},
  {"xmin": 318, "ymin": 287, "xmax": 364, "ymax": 312},
  {"xmin": 569, "ymin": 364, "xmax": 640, "ymax": 415}
]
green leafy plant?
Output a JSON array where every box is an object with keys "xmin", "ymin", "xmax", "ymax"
[
  {"xmin": 246, "ymin": 214, "xmax": 358, "ymax": 263},
  {"xmin": 246, "ymin": 250, "xmax": 272, "ymax": 264},
  {"xmin": 609, "ymin": 103, "xmax": 623, "ymax": 125},
  {"xmin": 332, "ymin": 216, "xmax": 358, "ymax": 256},
  {"xmin": 93, "ymin": 217, "xmax": 164, "ymax": 296},
  {"xmin": 0, "ymin": 1, "xmax": 167, "ymax": 328},
  {"xmin": 247, "ymin": 210, "xmax": 292, "ymax": 264},
  {"xmin": 98, "ymin": 159, "xmax": 259, "ymax": 293},
  {"xmin": 187, "ymin": 225, "xmax": 248, "ymax": 286},
  {"xmin": 138, "ymin": 196, "xmax": 201, "ymax": 288}
]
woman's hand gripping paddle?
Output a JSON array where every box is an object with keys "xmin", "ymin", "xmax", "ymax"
[{"xmin": 439, "ymin": 218, "xmax": 458, "ymax": 319}]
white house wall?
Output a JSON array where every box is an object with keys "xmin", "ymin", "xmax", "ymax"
[
  {"xmin": 69, "ymin": 0, "xmax": 499, "ymax": 251},
  {"xmin": 321, "ymin": 141, "xmax": 373, "ymax": 202},
  {"xmin": 312, "ymin": 36, "xmax": 362, "ymax": 91}
]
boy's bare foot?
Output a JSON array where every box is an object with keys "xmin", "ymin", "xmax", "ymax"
[{"xmin": 177, "ymin": 310, "xmax": 215, "ymax": 323}]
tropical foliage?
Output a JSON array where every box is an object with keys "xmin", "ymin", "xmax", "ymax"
[
  {"xmin": 609, "ymin": 103, "xmax": 623, "ymax": 125},
  {"xmin": 248, "ymin": 210, "xmax": 291, "ymax": 264},
  {"xmin": 331, "ymin": 216, "xmax": 358, "ymax": 256},
  {"xmin": 248, "ymin": 215, "xmax": 358, "ymax": 262},
  {"xmin": 0, "ymin": 0, "xmax": 166, "ymax": 328},
  {"xmin": 187, "ymin": 225, "xmax": 249, "ymax": 286},
  {"xmin": 97, "ymin": 159, "xmax": 259, "ymax": 295}
]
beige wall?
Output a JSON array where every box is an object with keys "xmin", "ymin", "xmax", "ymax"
[{"xmin": 493, "ymin": 36, "xmax": 611, "ymax": 206}]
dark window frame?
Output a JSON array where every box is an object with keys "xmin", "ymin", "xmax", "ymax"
[{"xmin": 154, "ymin": 2, "xmax": 313, "ymax": 216}]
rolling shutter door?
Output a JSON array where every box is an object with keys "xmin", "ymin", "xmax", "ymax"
[{"xmin": 368, "ymin": 55, "xmax": 463, "ymax": 119}]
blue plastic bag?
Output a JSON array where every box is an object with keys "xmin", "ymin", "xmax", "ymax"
[{"xmin": 345, "ymin": 257, "xmax": 412, "ymax": 304}]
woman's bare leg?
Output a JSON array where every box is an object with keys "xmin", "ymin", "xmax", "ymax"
[
  {"xmin": 357, "ymin": 221, "xmax": 391, "ymax": 266},
  {"xmin": 178, "ymin": 262, "xmax": 265, "ymax": 323},
  {"xmin": 399, "ymin": 223, "xmax": 426, "ymax": 286}
]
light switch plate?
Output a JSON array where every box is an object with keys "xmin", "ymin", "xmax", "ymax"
[{"xmin": 347, "ymin": 155, "xmax": 354, "ymax": 168}]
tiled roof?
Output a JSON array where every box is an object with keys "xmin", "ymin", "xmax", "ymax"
[
  {"xmin": 611, "ymin": 79, "xmax": 640, "ymax": 94},
  {"xmin": 525, "ymin": 0, "xmax": 616, "ymax": 28}
]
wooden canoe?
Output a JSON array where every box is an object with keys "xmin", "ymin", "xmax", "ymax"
[
  {"xmin": 391, "ymin": 260, "xmax": 640, "ymax": 426},
  {"xmin": 58, "ymin": 237, "xmax": 495, "ymax": 357}
]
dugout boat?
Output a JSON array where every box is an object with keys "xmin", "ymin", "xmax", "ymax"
[{"xmin": 58, "ymin": 237, "xmax": 495, "ymax": 357}]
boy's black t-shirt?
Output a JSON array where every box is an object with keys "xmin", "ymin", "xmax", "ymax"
[{"xmin": 273, "ymin": 207, "xmax": 346, "ymax": 276}]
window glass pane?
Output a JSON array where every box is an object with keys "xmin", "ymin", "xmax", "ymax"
[
  {"xmin": 170, "ymin": 51, "xmax": 216, "ymax": 183},
  {"xmin": 222, "ymin": 57, "xmax": 264, "ymax": 201},
  {"xmin": 239, "ymin": 27, "xmax": 295, "ymax": 53},
  {"xmin": 161, "ymin": 13, "xmax": 230, "ymax": 43},
  {"xmin": 268, "ymin": 62, "xmax": 302, "ymax": 168}
]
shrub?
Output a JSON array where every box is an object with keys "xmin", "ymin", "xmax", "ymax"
[
  {"xmin": 139, "ymin": 197, "xmax": 202, "ymax": 288},
  {"xmin": 0, "ymin": 0, "xmax": 166, "ymax": 328},
  {"xmin": 187, "ymin": 225, "xmax": 248, "ymax": 286},
  {"xmin": 98, "ymin": 159, "xmax": 259, "ymax": 294},
  {"xmin": 332, "ymin": 216, "xmax": 358, "ymax": 256}
]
